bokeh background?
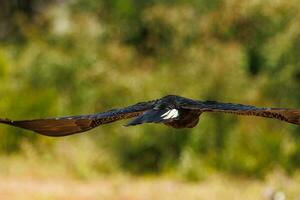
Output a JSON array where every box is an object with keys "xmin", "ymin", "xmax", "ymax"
[{"xmin": 1, "ymin": 0, "xmax": 300, "ymax": 199}]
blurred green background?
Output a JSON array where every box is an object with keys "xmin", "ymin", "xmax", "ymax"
[{"xmin": 1, "ymin": 1, "xmax": 300, "ymax": 197}]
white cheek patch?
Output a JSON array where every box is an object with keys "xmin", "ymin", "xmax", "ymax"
[{"xmin": 161, "ymin": 109, "xmax": 179, "ymax": 119}]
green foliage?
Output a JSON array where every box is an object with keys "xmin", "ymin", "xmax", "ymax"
[{"xmin": 1, "ymin": 0, "xmax": 300, "ymax": 179}]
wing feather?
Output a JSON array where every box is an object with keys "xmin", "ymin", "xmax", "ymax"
[
  {"xmin": 182, "ymin": 100, "xmax": 300, "ymax": 125},
  {"xmin": 0, "ymin": 100, "xmax": 155, "ymax": 137}
]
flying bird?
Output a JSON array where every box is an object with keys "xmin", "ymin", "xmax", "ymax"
[{"xmin": 0, "ymin": 95, "xmax": 300, "ymax": 137}]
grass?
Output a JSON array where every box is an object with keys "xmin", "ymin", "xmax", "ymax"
[
  {"xmin": 0, "ymin": 137, "xmax": 300, "ymax": 199},
  {"xmin": 0, "ymin": 172, "xmax": 300, "ymax": 200}
]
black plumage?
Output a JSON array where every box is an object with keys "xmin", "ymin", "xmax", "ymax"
[{"xmin": 1, "ymin": 95, "xmax": 300, "ymax": 137}]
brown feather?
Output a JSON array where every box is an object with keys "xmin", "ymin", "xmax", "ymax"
[
  {"xmin": 0, "ymin": 100, "xmax": 155, "ymax": 136},
  {"xmin": 1, "ymin": 118, "xmax": 93, "ymax": 137},
  {"xmin": 207, "ymin": 109, "xmax": 300, "ymax": 125},
  {"xmin": 182, "ymin": 100, "xmax": 300, "ymax": 125}
]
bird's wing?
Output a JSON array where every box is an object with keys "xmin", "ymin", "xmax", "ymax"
[
  {"xmin": 0, "ymin": 100, "xmax": 155, "ymax": 137},
  {"xmin": 181, "ymin": 100, "xmax": 300, "ymax": 125}
]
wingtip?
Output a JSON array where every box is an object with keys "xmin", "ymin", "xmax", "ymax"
[{"xmin": 0, "ymin": 118, "xmax": 12, "ymax": 124}]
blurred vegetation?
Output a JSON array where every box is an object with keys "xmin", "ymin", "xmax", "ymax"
[{"xmin": 0, "ymin": 0, "xmax": 300, "ymax": 180}]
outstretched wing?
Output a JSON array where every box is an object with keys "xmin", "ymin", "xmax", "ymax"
[
  {"xmin": 0, "ymin": 101, "xmax": 155, "ymax": 137},
  {"xmin": 181, "ymin": 100, "xmax": 300, "ymax": 125}
]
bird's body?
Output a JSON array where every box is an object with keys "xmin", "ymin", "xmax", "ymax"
[{"xmin": 1, "ymin": 95, "xmax": 300, "ymax": 137}]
